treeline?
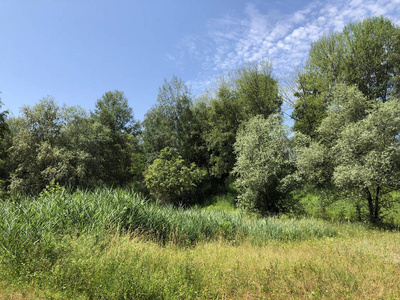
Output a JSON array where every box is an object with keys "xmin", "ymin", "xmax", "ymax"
[{"xmin": 1, "ymin": 17, "xmax": 400, "ymax": 223}]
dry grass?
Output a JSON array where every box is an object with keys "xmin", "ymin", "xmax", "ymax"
[{"xmin": 177, "ymin": 232, "xmax": 400, "ymax": 299}]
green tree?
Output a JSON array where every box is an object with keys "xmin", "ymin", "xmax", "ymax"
[
  {"xmin": 235, "ymin": 60, "xmax": 282, "ymax": 118},
  {"xmin": 142, "ymin": 76, "xmax": 194, "ymax": 163},
  {"xmin": 332, "ymin": 99, "xmax": 400, "ymax": 223},
  {"xmin": 91, "ymin": 90, "xmax": 141, "ymax": 186},
  {"xmin": 293, "ymin": 84, "xmax": 400, "ymax": 223},
  {"xmin": 0, "ymin": 98, "xmax": 9, "ymax": 194},
  {"xmin": 144, "ymin": 147, "xmax": 204, "ymax": 205},
  {"xmin": 342, "ymin": 17, "xmax": 400, "ymax": 102},
  {"xmin": 233, "ymin": 114, "xmax": 292, "ymax": 214},
  {"xmin": 8, "ymin": 94, "xmax": 140, "ymax": 194},
  {"xmin": 206, "ymin": 61, "xmax": 282, "ymax": 177},
  {"xmin": 0, "ymin": 98, "xmax": 9, "ymax": 140},
  {"xmin": 92, "ymin": 90, "xmax": 139, "ymax": 134},
  {"xmin": 292, "ymin": 17, "xmax": 400, "ymax": 136},
  {"xmin": 9, "ymin": 97, "xmax": 68, "ymax": 194},
  {"xmin": 206, "ymin": 84, "xmax": 242, "ymax": 177},
  {"xmin": 58, "ymin": 106, "xmax": 114, "ymax": 188}
]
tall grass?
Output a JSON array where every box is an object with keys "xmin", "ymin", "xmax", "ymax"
[
  {"xmin": 0, "ymin": 188, "xmax": 342, "ymax": 279},
  {"xmin": 2, "ymin": 231, "xmax": 400, "ymax": 299},
  {"xmin": 0, "ymin": 188, "xmax": 338, "ymax": 247},
  {"xmin": 1, "ymin": 188, "xmax": 391, "ymax": 299}
]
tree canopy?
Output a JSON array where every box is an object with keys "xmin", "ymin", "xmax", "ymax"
[
  {"xmin": 233, "ymin": 114, "xmax": 292, "ymax": 214},
  {"xmin": 293, "ymin": 84, "xmax": 400, "ymax": 222},
  {"xmin": 292, "ymin": 16, "xmax": 400, "ymax": 137}
]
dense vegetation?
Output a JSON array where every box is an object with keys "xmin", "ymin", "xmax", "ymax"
[
  {"xmin": 1, "ymin": 16, "xmax": 400, "ymax": 298},
  {"xmin": 0, "ymin": 17, "xmax": 398, "ymax": 223},
  {"xmin": 0, "ymin": 189, "xmax": 399, "ymax": 299}
]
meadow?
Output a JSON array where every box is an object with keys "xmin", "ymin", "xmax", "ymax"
[{"xmin": 0, "ymin": 189, "xmax": 400, "ymax": 299}]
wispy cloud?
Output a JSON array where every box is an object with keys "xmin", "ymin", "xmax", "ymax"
[{"xmin": 172, "ymin": 0, "xmax": 400, "ymax": 95}]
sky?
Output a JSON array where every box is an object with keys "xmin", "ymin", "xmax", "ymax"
[{"xmin": 1, "ymin": 0, "xmax": 400, "ymax": 121}]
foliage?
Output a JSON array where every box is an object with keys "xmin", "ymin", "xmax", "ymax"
[
  {"xmin": 234, "ymin": 60, "xmax": 282, "ymax": 118},
  {"xmin": 332, "ymin": 98, "xmax": 400, "ymax": 222},
  {"xmin": 205, "ymin": 61, "xmax": 282, "ymax": 177},
  {"xmin": 9, "ymin": 94, "xmax": 141, "ymax": 194},
  {"xmin": 292, "ymin": 17, "xmax": 400, "ymax": 136},
  {"xmin": 142, "ymin": 76, "xmax": 195, "ymax": 163},
  {"xmin": 233, "ymin": 114, "xmax": 293, "ymax": 214},
  {"xmin": 91, "ymin": 90, "xmax": 141, "ymax": 186},
  {"xmin": 293, "ymin": 83, "xmax": 400, "ymax": 223},
  {"xmin": 205, "ymin": 84, "xmax": 241, "ymax": 177},
  {"xmin": 342, "ymin": 17, "xmax": 400, "ymax": 102},
  {"xmin": 0, "ymin": 99, "xmax": 9, "ymax": 196},
  {"xmin": 9, "ymin": 97, "xmax": 67, "ymax": 194},
  {"xmin": 144, "ymin": 147, "xmax": 204, "ymax": 205},
  {"xmin": 92, "ymin": 90, "xmax": 139, "ymax": 134}
]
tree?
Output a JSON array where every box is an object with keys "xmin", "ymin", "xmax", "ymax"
[
  {"xmin": 342, "ymin": 17, "xmax": 400, "ymax": 102},
  {"xmin": 233, "ymin": 114, "xmax": 292, "ymax": 214},
  {"xmin": 9, "ymin": 97, "xmax": 68, "ymax": 194},
  {"xmin": 235, "ymin": 60, "xmax": 282, "ymax": 118},
  {"xmin": 92, "ymin": 90, "xmax": 139, "ymax": 134},
  {"xmin": 0, "ymin": 98, "xmax": 9, "ymax": 193},
  {"xmin": 142, "ymin": 76, "xmax": 194, "ymax": 163},
  {"xmin": 206, "ymin": 84, "xmax": 242, "ymax": 177},
  {"xmin": 58, "ymin": 106, "xmax": 114, "ymax": 188},
  {"xmin": 292, "ymin": 17, "xmax": 400, "ymax": 136},
  {"xmin": 9, "ymin": 98, "xmax": 95, "ymax": 194},
  {"xmin": 144, "ymin": 147, "xmax": 204, "ymax": 205},
  {"xmin": 332, "ymin": 99, "xmax": 400, "ymax": 223},
  {"xmin": 293, "ymin": 84, "xmax": 400, "ymax": 223},
  {"xmin": 205, "ymin": 61, "xmax": 282, "ymax": 177},
  {"xmin": 20, "ymin": 96, "xmax": 63, "ymax": 145},
  {"xmin": 91, "ymin": 90, "xmax": 141, "ymax": 186},
  {"xmin": 0, "ymin": 97, "xmax": 9, "ymax": 140}
]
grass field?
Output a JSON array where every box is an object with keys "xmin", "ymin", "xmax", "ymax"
[{"xmin": 1, "ymin": 189, "xmax": 399, "ymax": 299}]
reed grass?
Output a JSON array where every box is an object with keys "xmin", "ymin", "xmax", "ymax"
[{"xmin": 0, "ymin": 188, "xmax": 374, "ymax": 299}]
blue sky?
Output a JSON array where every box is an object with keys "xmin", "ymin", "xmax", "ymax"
[{"xmin": 1, "ymin": 0, "xmax": 400, "ymax": 121}]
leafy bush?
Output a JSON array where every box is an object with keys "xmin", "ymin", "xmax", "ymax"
[{"xmin": 144, "ymin": 147, "xmax": 205, "ymax": 205}]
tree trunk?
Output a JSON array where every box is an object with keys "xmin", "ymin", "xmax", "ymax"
[
  {"xmin": 374, "ymin": 186, "xmax": 381, "ymax": 223},
  {"xmin": 365, "ymin": 187, "xmax": 381, "ymax": 224},
  {"xmin": 365, "ymin": 188, "xmax": 375, "ymax": 223}
]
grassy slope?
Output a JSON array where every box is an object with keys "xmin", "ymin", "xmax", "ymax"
[{"xmin": 1, "ymin": 189, "xmax": 400, "ymax": 299}]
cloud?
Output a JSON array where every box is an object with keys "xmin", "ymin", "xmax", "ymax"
[{"xmin": 170, "ymin": 0, "xmax": 400, "ymax": 95}]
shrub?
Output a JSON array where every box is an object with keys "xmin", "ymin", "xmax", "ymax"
[{"xmin": 144, "ymin": 147, "xmax": 205, "ymax": 205}]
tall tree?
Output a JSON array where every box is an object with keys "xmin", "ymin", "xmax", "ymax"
[
  {"xmin": 233, "ymin": 114, "xmax": 292, "ymax": 214},
  {"xmin": 205, "ymin": 61, "xmax": 282, "ymax": 177},
  {"xmin": 235, "ymin": 60, "xmax": 282, "ymax": 118},
  {"xmin": 0, "ymin": 98, "xmax": 9, "ymax": 193},
  {"xmin": 142, "ymin": 76, "xmax": 194, "ymax": 163},
  {"xmin": 342, "ymin": 17, "xmax": 400, "ymax": 102},
  {"xmin": 91, "ymin": 90, "xmax": 141, "ymax": 186},
  {"xmin": 292, "ymin": 17, "xmax": 400, "ymax": 137},
  {"xmin": 292, "ymin": 84, "xmax": 400, "ymax": 223},
  {"xmin": 92, "ymin": 90, "xmax": 139, "ymax": 134},
  {"xmin": 10, "ymin": 97, "xmax": 68, "ymax": 194},
  {"xmin": 206, "ymin": 84, "xmax": 242, "ymax": 177}
]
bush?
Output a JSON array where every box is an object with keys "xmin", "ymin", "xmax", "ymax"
[{"xmin": 144, "ymin": 147, "xmax": 205, "ymax": 205}]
